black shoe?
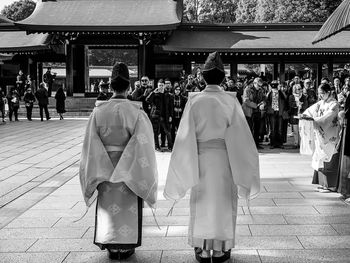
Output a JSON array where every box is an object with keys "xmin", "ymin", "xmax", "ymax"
[
  {"xmin": 41, "ymin": 119, "xmax": 43, "ymax": 122},
  {"xmin": 212, "ymin": 250, "xmax": 231, "ymax": 263},
  {"xmin": 257, "ymin": 145, "xmax": 264, "ymax": 150},
  {"xmin": 107, "ymin": 248, "xmax": 135, "ymax": 260},
  {"xmin": 119, "ymin": 249, "xmax": 135, "ymax": 259},
  {"xmin": 270, "ymin": 145, "xmax": 275, "ymax": 149},
  {"xmin": 194, "ymin": 248, "xmax": 211, "ymax": 263},
  {"xmin": 47, "ymin": 117, "xmax": 51, "ymax": 120}
]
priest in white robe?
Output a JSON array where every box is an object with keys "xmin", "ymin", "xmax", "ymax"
[
  {"xmin": 164, "ymin": 52, "xmax": 260, "ymax": 263},
  {"xmin": 79, "ymin": 62, "xmax": 158, "ymax": 260}
]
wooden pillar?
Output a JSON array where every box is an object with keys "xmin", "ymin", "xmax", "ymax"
[
  {"xmin": 279, "ymin": 61, "xmax": 285, "ymax": 83},
  {"xmin": 273, "ymin": 62, "xmax": 279, "ymax": 80},
  {"xmin": 65, "ymin": 44, "xmax": 73, "ymax": 96},
  {"xmin": 72, "ymin": 44, "xmax": 87, "ymax": 96},
  {"xmin": 230, "ymin": 63, "xmax": 238, "ymax": 81},
  {"xmin": 317, "ymin": 63, "xmax": 323, "ymax": 86},
  {"xmin": 138, "ymin": 42, "xmax": 147, "ymax": 79},
  {"xmin": 37, "ymin": 62, "xmax": 43, "ymax": 85},
  {"xmin": 327, "ymin": 58, "xmax": 334, "ymax": 81},
  {"xmin": 183, "ymin": 58, "xmax": 191, "ymax": 75}
]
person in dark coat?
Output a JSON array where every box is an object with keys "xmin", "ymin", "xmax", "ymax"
[
  {"xmin": 96, "ymin": 82, "xmax": 110, "ymax": 101},
  {"xmin": 43, "ymin": 67, "xmax": 56, "ymax": 97},
  {"xmin": 337, "ymin": 89, "xmax": 350, "ymax": 201},
  {"xmin": 0, "ymin": 87, "xmax": 5, "ymax": 123},
  {"xmin": 35, "ymin": 82, "xmax": 50, "ymax": 121},
  {"xmin": 170, "ymin": 83, "xmax": 187, "ymax": 144},
  {"xmin": 23, "ymin": 87, "xmax": 36, "ymax": 121},
  {"xmin": 146, "ymin": 79, "xmax": 173, "ymax": 151},
  {"xmin": 266, "ymin": 81, "xmax": 289, "ymax": 148},
  {"xmin": 16, "ymin": 70, "xmax": 26, "ymax": 98},
  {"xmin": 55, "ymin": 87, "xmax": 66, "ymax": 120},
  {"xmin": 6, "ymin": 88, "xmax": 20, "ymax": 121}
]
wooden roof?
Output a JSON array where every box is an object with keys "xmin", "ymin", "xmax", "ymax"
[
  {"xmin": 162, "ymin": 23, "xmax": 350, "ymax": 54},
  {"xmin": 16, "ymin": 0, "xmax": 183, "ymax": 33},
  {"xmin": 0, "ymin": 31, "xmax": 51, "ymax": 53}
]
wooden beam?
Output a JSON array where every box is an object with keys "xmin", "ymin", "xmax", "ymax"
[
  {"xmin": 230, "ymin": 63, "xmax": 238, "ymax": 81},
  {"xmin": 279, "ymin": 61, "xmax": 285, "ymax": 83}
]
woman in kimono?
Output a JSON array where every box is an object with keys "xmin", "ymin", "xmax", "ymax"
[
  {"xmin": 164, "ymin": 52, "xmax": 260, "ymax": 263},
  {"xmin": 337, "ymin": 90, "xmax": 350, "ymax": 201},
  {"xmin": 301, "ymin": 83, "xmax": 340, "ymax": 192},
  {"xmin": 79, "ymin": 62, "xmax": 158, "ymax": 260}
]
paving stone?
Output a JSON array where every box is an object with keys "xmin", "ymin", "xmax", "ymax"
[
  {"xmin": 331, "ymin": 224, "xmax": 350, "ymax": 235},
  {"xmin": 27, "ymin": 238, "xmax": 100, "ymax": 252},
  {"xmin": 161, "ymin": 250, "xmax": 259, "ymax": 263},
  {"xmin": 238, "ymin": 198, "xmax": 276, "ymax": 206},
  {"xmin": 274, "ymin": 198, "xmax": 346, "ymax": 206},
  {"xmin": 0, "ymin": 239, "xmax": 37, "ymax": 252},
  {"xmin": 300, "ymin": 192, "xmax": 343, "ymax": 199},
  {"xmin": 138, "ymin": 237, "xmax": 189, "ymax": 251},
  {"xmin": 237, "ymin": 214, "xmax": 287, "ymax": 225},
  {"xmin": 258, "ymin": 249, "xmax": 350, "ymax": 263},
  {"xmin": 167, "ymin": 225, "xmax": 251, "ymax": 237},
  {"xmin": 0, "ymin": 252, "xmax": 68, "ymax": 263},
  {"xmin": 313, "ymin": 205, "xmax": 350, "ymax": 214},
  {"xmin": 284, "ymin": 215, "xmax": 350, "ymax": 225},
  {"xmin": 82, "ymin": 226, "xmax": 167, "ymax": 239},
  {"xmin": 298, "ymin": 236, "xmax": 350, "ymax": 249},
  {"xmin": 235, "ymin": 236, "xmax": 303, "ymax": 249},
  {"xmin": 5, "ymin": 217, "xmax": 60, "ymax": 228},
  {"xmin": 64, "ymin": 251, "xmax": 162, "ymax": 263},
  {"xmin": 257, "ymin": 192, "xmax": 303, "ymax": 199},
  {"xmin": 242, "ymin": 206, "xmax": 319, "ymax": 215},
  {"xmin": 0, "ymin": 227, "xmax": 88, "ymax": 239},
  {"xmin": 249, "ymin": 224, "xmax": 338, "ymax": 236}
]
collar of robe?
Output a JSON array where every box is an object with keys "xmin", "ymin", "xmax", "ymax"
[{"xmin": 203, "ymin": 85, "xmax": 223, "ymax": 92}]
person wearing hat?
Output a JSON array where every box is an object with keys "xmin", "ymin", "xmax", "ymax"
[
  {"xmin": 23, "ymin": 87, "xmax": 36, "ymax": 121},
  {"xmin": 96, "ymin": 82, "xmax": 110, "ymax": 101},
  {"xmin": 304, "ymin": 78, "xmax": 317, "ymax": 107},
  {"xmin": 79, "ymin": 62, "xmax": 158, "ymax": 260},
  {"xmin": 164, "ymin": 52, "xmax": 260, "ymax": 263}
]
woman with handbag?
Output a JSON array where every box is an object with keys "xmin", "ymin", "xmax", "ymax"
[
  {"xmin": 6, "ymin": 88, "xmax": 20, "ymax": 122},
  {"xmin": 23, "ymin": 87, "xmax": 35, "ymax": 121}
]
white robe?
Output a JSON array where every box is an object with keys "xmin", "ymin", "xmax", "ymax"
[
  {"xmin": 79, "ymin": 99, "xmax": 158, "ymax": 208},
  {"xmin": 164, "ymin": 85, "xmax": 260, "ymax": 250},
  {"xmin": 303, "ymin": 98, "xmax": 340, "ymax": 170}
]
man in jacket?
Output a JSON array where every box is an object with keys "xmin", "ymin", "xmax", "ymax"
[
  {"xmin": 146, "ymin": 79, "xmax": 173, "ymax": 151},
  {"xmin": 35, "ymin": 82, "xmax": 51, "ymax": 121},
  {"xmin": 242, "ymin": 77, "xmax": 266, "ymax": 149},
  {"xmin": 266, "ymin": 81, "xmax": 289, "ymax": 149},
  {"xmin": 169, "ymin": 83, "xmax": 187, "ymax": 144}
]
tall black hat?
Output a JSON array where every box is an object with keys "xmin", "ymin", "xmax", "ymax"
[
  {"xmin": 111, "ymin": 62, "xmax": 130, "ymax": 83},
  {"xmin": 202, "ymin": 51, "xmax": 225, "ymax": 73}
]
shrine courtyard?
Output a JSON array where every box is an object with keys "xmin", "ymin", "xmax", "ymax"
[{"xmin": 0, "ymin": 119, "xmax": 350, "ymax": 263}]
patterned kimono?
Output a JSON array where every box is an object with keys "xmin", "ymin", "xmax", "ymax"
[
  {"xmin": 303, "ymin": 98, "xmax": 340, "ymax": 188},
  {"xmin": 164, "ymin": 85, "xmax": 260, "ymax": 251},
  {"xmin": 79, "ymin": 99, "xmax": 158, "ymax": 250},
  {"xmin": 337, "ymin": 94, "xmax": 350, "ymax": 198}
]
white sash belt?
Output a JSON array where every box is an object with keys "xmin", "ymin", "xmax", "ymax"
[{"xmin": 105, "ymin": 145, "xmax": 126, "ymax": 152}]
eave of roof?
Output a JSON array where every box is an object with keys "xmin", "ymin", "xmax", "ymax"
[
  {"xmin": 16, "ymin": 0, "xmax": 183, "ymax": 32},
  {"xmin": 162, "ymin": 28, "xmax": 350, "ymax": 53},
  {"xmin": 0, "ymin": 31, "xmax": 51, "ymax": 53}
]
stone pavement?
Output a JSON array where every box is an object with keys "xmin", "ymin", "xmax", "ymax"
[{"xmin": 1, "ymin": 119, "xmax": 350, "ymax": 263}]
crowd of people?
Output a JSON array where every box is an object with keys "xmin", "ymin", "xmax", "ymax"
[
  {"xmin": 0, "ymin": 68, "xmax": 65, "ymax": 122},
  {"xmin": 95, "ymin": 70, "xmax": 349, "ymax": 153}
]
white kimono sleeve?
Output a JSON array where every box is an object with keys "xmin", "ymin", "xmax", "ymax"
[
  {"xmin": 225, "ymin": 97, "xmax": 260, "ymax": 200},
  {"xmin": 164, "ymin": 98, "xmax": 199, "ymax": 201},
  {"xmin": 79, "ymin": 111, "xmax": 115, "ymax": 207},
  {"xmin": 110, "ymin": 111, "xmax": 158, "ymax": 208}
]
